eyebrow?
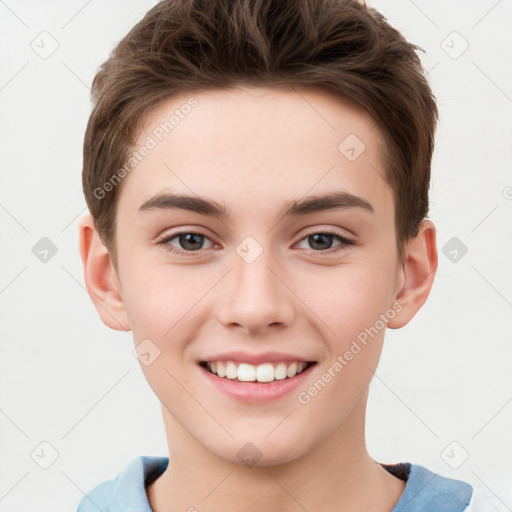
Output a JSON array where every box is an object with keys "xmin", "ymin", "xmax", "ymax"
[{"xmin": 138, "ymin": 190, "xmax": 374, "ymax": 219}]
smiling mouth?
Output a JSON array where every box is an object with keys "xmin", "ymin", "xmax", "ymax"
[{"xmin": 199, "ymin": 360, "xmax": 317, "ymax": 383}]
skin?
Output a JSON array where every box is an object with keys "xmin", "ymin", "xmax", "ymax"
[{"xmin": 79, "ymin": 85, "xmax": 437, "ymax": 512}]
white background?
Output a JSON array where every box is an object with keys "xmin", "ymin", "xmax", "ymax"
[{"xmin": 0, "ymin": 1, "xmax": 511, "ymax": 510}]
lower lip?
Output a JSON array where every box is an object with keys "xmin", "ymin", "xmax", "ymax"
[{"xmin": 199, "ymin": 363, "xmax": 316, "ymax": 404}]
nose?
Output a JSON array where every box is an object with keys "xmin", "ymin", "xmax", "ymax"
[{"xmin": 215, "ymin": 244, "xmax": 295, "ymax": 335}]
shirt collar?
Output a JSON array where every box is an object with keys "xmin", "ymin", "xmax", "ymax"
[{"xmin": 104, "ymin": 456, "xmax": 473, "ymax": 512}]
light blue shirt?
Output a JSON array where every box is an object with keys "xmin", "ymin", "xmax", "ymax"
[{"xmin": 76, "ymin": 456, "xmax": 474, "ymax": 511}]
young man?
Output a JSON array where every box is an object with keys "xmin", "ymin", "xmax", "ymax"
[{"xmin": 76, "ymin": 0, "xmax": 491, "ymax": 510}]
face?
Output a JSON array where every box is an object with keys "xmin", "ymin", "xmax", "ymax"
[{"xmin": 109, "ymin": 86, "xmax": 405, "ymax": 465}]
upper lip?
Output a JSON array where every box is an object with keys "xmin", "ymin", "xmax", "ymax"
[{"xmin": 199, "ymin": 351, "xmax": 316, "ymax": 365}]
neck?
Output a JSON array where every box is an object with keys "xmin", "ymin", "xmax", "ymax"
[{"xmin": 147, "ymin": 390, "xmax": 405, "ymax": 512}]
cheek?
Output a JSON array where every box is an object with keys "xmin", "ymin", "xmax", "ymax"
[
  {"xmin": 297, "ymin": 261, "xmax": 394, "ymax": 341},
  {"xmin": 295, "ymin": 269, "xmax": 390, "ymax": 418},
  {"xmin": 119, "ymin": 259, "xmax": 201, "ymax": 338},
  {"xmin": 123, "ymin": 270, "xmax": 204, "ymax": 400}
]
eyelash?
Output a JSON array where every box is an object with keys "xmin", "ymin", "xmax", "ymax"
[{"xmin": 157, "ymin": 229, "xmax": 355, "ymax": 258}]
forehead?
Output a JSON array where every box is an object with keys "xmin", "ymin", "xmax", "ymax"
[{"xmin": 117, "ymin": 85, "xmax": 392, "ymax": 222}]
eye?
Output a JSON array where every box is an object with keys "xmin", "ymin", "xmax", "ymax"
[
  {"xmin": 157, "ymin": 229, "xmax": 355, "ymax": 258},
  {"xmin": 158, "ymin": 231, "xmax": 215, "ymax": 257},
  {"xmin": 296, "ymin": 230, "xmax": 355, "ymax": 255}
]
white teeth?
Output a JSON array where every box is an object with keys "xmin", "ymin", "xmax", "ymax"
[
  {"xmin": 286, "ymin": 362, "xmax": 298, "ymax": 378},
  {"xmin": 216, "ymin": 361, "xmax": 226, "ymax": 377},
  {"xmin": 205, "ymin": 360, "xmax": 311, "ymax": 382},
  {"xmin": 274, "ymin": 363, "xmax": 287, "ymax": 380},
  {"xmin": 225, "ymin": 361, "xmax": 238, "ymax": 379},
  {"xmin": 256, "ymin": 363, "xmax": 274, "ymax": 382},
  {"xmin": 238, "ymin": 363, "xmax": 256, "ymax": 381}
]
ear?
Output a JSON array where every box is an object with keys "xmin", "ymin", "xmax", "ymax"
[
  {"xmin": 387, "ymin": 220, "xmax": 438, "ymax": 329},
  {"xmin": 78, "ymin": 214, "xmax": 130, "ymax": 331}
]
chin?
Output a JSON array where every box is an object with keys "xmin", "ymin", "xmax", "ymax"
[{"xmin": 215, "ymin": 437, "xmax": 310, "ymax": 468}]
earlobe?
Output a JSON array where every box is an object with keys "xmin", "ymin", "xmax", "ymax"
[
  {"xmin": 387, "ymin": 220, "xmax": 438, "ymax": 329},
  {"xmin": 78, "ymin": 214, "xmax": 131, "ymax": 331}
]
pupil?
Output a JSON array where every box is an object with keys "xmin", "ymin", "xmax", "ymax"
[
  {"xmin": 181, "ymin": 233, "xmax": 203, "ymax": 250},
  {"xmin": 310, "ymin": 233, "xmax": 332, "ymax": 250}
]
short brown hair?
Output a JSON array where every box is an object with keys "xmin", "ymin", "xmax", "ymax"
[{"xmin": 82, "ymin": 0, "xmax": 438, "ymax": 268}]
